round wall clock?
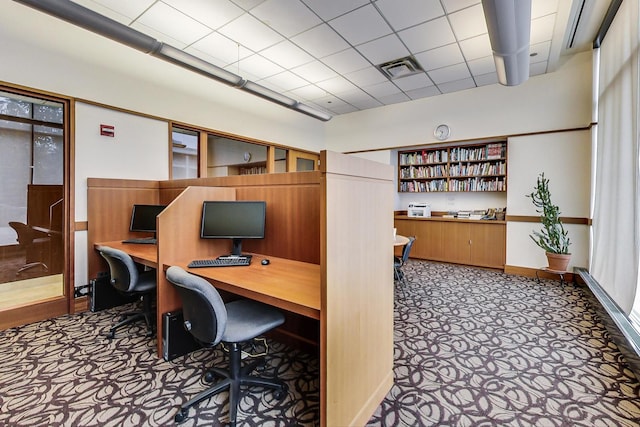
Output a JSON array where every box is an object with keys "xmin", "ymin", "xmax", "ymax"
[{"xmin": 434, "ymin": 124, "xmax": 450, "ymax": 141}]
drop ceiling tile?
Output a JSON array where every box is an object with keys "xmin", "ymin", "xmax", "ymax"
[
  {"xmin": 415, "ymin": 43, "xmax": 464, "ymax": 71},
  {"xmin": 232, "ymin": 0, "xmax": 267, "ymax": 10},
  {"xmin": 363, "ymin": 81, "xmax": 403, "ymax": 98},
  {"xmin": 291, "ymin": 60, "xmax": 337, "ymax": 82},
  {"xmin": 448, "ymin": 3, "xmax": 487, "ymax": 40},
  {"xmin": 377, "ymin": 92, "xmax": 412, "ymax": 105},
  {"xmin": 530, "ymin": 41, "xmax": 551, "ymax": 64},
  {"xmin": 438, "ymin": 77, "xmax": 476, "ymax": 93},
  {"xmin": 189, "ymin": 32, "xmax": 254, "ymax": 66},
  {"xmin": 287, "ymin": 84, "xmax": 328, "ymax": 100},
  {"xmin": 327, "ymin": 103, "xmax": 359, "ymax": 114},
  {"xmin": 72, "ymin": 0, "xmax": 155, "ymax": 24},
  {"xmin": 315, "ymin": 76, "xmax": 359, "ymax": 94},
  {"xmin": 531, "ymin": 0, "xmax": 559, "ymax": 19},
  {"xmin": 428, "ymin": 62, "xmax": 471, "ymax": 84},
  {"xmin": 251, "ymin": 0, "xmax": 322, "ymax": 37},
  {"xmin": 375, "ymin": 0, "xmax": 445, "ymax": 31},
  {"xmin": 467, "ymin": 55, "xmax": 496, "ymax": 76},
  {"xmin": 406, "ymin": 85, "xmax": 441, "ymax": 100},
  {"xmin": 329, "ymin": 5, "xmax": 392, "ymax": 46},
  {"xmin": 475, "ymin": 72, "xmax": 498, "ymax": 86},
  {"xmin": 441, "ymin": 0, "xmax": 481, "ymax": 13},
  {"xmin": 346, "ymin": 67, "xmax": 389, "ymax": 87},
  {"xmin": 217, "ymin": 13, "xmax": 283, "ymax": 51},
  {"xmin": 263, "ymin": 70, "xmax": 310, "ymax": 91},
  {"xmin": 130, "ymin": 21, "xmax": 189, "ymax": 49},
  {"xmin": 398, "ymin": 17, "xmax": 456, "ymax": 53},
  {"xmin": 393, "ymin": 73, "xmax": 434, "ymax": 91},
  {"xmin": 301, "ymin": 0, "xmax": 369, "ymax": 21},
  {"xmin": 530, "ymin": 61, "xmax": 548, "ymax": 76},
  {"xmin": 530, "ymin": 13, "xmax": 556, "ymax": 45},
  {"xmin": 350, "ymin": 95, "xmax": 384, "ymax": 110},
  {"xmin": 291, "ymin": 24, "xmax": 350, "ymax": 58},
  {"xmin": 135, "ymin": 2, "xmax": 212, "ymax": 45},
  {"xmin": 261, "ymin": 40, "xmax": 315, "ymax": 69},
  {"xmin": 163, "ymin": 0, "xmax": 244, "ymax": 30},
  {"xmin": 356, "ymin": 35, "xmax": 410, "ymax": 66},
  {"xmin": 237, "ymin": 54, "xmax": 284, "ymax": 78},
  {"xmin": 458, "ymin": 33, "xmax": 492, "ymax": 60},
  {"xmin": 322, "ymin": 48, "xmax": 371, "ymax": 75}
]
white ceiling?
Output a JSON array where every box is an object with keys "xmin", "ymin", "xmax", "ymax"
[{"xmin": 65, "ymin": 0, "xmax": 607, "ymax": 117}]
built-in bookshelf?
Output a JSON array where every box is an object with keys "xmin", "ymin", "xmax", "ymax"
[{"xmin": 398, "ymin": 141, "xmax": 507, "ymax": 193}]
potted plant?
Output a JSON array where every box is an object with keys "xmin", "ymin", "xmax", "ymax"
[{"xmin": 527, "ymin": 172, "xmax": 571, "ymax": 271}]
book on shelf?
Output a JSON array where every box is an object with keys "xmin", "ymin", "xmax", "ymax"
[{"xmin": 486, "ymin": 143, "xmax": 504, "ymax": 160}]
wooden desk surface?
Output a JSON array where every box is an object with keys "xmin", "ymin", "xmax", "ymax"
[
  {"xmin": 94, "ymin": 240, "xmax": 158, "ymax": 269},
  {"xmin": 172, "ymin": 253, "xmax": 321, "ymax": 320}
]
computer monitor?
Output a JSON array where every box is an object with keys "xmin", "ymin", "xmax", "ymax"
[
  {"xmin": 200, "ymin": 200, "xmax": 266, "ymax": 257},
  {"xmin": 129, "ymin": 204, "xmax": 166, "ymax": 237}
]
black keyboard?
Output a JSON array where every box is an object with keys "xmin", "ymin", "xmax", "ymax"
[
  {"xmin": 188, "ymin": 257, "xmax": 251, "ymax": 268},
  {"xmin": 122, "ymin": 237, "xmax": 157, "ymax": 244}
]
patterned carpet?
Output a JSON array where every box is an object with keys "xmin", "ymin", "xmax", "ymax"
[{"xmin": 1, "ymin": 260, "xmax": 639, "ymax": 426}]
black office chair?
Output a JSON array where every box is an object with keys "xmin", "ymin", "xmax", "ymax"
[
  {"xmin": 166, "ymin": 266, "xmax": 288, "ymax": 425},
  {"xmin": 96, "ymin": 245, "xmax": 157, "ymax": 339},
  {"xmin": 394, "ymin": 236, "xmax": 416, "ymax": 281},
  {"xmin": 8, "ymin": 221, "xmax": 49, "ymax": 276}
]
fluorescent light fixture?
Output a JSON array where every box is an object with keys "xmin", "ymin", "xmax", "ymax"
[
  {"xmin": 13, "ymin": 0, "xmax": 160, "ymax": 53},
  {"xmin": 482, "ymin": 0, "xmax": 532, "ymax": 86},
  {"xmin": 12, "ymin": 0, "xmax": 332, "ymax": 121},
  {"xmin": 240, "ymin": 81, "xmax": 297, "ymax": 107},
  {"xmin": 152, "ymin": 44, "xmax": 244, "ymax": 87},
  {"xmin": 294, "ymin": 103, "xmax": 332, "ymax": 122}
]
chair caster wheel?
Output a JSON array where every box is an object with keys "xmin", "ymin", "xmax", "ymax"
[
  {"xmin": 106, "ymin": 331, "xmax": 115, "ymax": 340},
  {"xmin": 274, "ymin": 384, "xmax": 288, "ymax": 400},
  {"xmin": 203, "ymin": 371, "xmax": 216, "ymax": 383},
  {"xmin": 174, "ymin": 408, "xmax": 187, "ymax": 423}
]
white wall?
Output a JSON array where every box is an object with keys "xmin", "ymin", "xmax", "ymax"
[{"xmin": 506, "ymin": 130, "xmax": 591, "ymax": 270}]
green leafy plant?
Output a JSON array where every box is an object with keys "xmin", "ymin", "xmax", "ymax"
[{"xmin": 526, "ymin": 173, "xmax": 571, "ymax": 254}]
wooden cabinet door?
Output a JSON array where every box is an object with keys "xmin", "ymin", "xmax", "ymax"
[
  {"xmin": 441, "ymin": 222, "xmax": 471, "ymax": 264},
  {"xmin": 394, "ymin": 219, "xmax": 443, "ymax": 260},
  {"xmin": 470, "ymin": 223, "xmax": 506, "ymax": 268}
]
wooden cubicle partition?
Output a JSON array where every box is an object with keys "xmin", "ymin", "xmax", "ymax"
[
  {"xmin": 155, "ymin": 185, "xmax": 235, "ymax": 349},
  {"xmin": 85, "ymin": 152, "xmax": 394, "ymax": 427},
  {"xmin": 158, "ymin": 172, "xmax": 321, "ymax": 264},
  {"xmin": 87, "ymin": 178, "xmax": 160, "ymax": 279},
  {"xmin": 320, "ymin": 151, "xmax": 395, "ymax": 427}
]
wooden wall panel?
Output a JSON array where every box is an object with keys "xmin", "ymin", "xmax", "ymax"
[{"xmin": 87, "ymin": 178, "xmax": 160, "ymax": 280}]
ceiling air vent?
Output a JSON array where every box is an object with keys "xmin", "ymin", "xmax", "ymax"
[{"xmin": 377, "ymin": 56, "xmax": 424, "ymax": 80}]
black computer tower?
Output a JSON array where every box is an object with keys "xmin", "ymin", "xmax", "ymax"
[
  {"xmin": 89, "ymin": 272, "xmax": 136, "ymax": 312},
  {"xmin": 162, "ymin": 310, "xmax": 202, "ymax": 361}
]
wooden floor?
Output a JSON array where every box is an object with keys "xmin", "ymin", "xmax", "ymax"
[{"xmin": 0, "ymin": 274, "xmax": 64, "ymax": 310}]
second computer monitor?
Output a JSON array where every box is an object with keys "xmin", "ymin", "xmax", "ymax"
[
  {"xmin": 130, "ymin": 204, "xmax": 166, "ymax": 234},
  {"xmin": 200, "ymin": 200, "xmax": 266, "ymax": 257}
]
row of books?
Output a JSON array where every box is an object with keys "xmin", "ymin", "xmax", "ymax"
[
  {"xmin": 449, "ymin": 162, "xmax": 506, "ymax": 177},
  {"xmin": 399, "ymin": 179, "xmax": 448, "ymax": 192},
  {"xmin": 449, "ymin": 177, "xmax": 506, "ymax": 192},
  {"xmin": 239, "ymin": 166, "xmax": 267, "ymax": 175},
  {"xmin": 399, "ymin": 150, "xmax": 448, "ymax": 165},
  {"xmin": 450, "ymin": 143, "xmax": 506, "ymax": 162},
  {"xmin": 399, "ymin": 164, "xmax": 447, "ymax": 179}
]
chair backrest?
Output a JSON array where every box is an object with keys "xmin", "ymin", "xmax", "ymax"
[
  {"xmin": 166, "ymin": 266, "xmax": 227, "ymax": 346},
  {"xmin": 8, "ymin": 221, "xmax": 36, "ymax": 246},
  {"xmin": 401, "ymin": 236, "xmax": 416, "ymax": 264},
  {"xmin": 97, "ymin": 245, "xmax": 140, "ymax": 293}
]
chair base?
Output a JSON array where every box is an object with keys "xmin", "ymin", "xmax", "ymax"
[
  {"xmin": 106, "ymin": 294, "xmax": 154, "ymax": 339},
  {"xmin": 175, "ymin": 342, "xmax": 287, "ymax": 426}
]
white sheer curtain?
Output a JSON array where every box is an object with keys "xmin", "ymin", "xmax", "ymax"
[{"xmin": 592, "ymin": 0, "xmax": 640, "ymax": 315}]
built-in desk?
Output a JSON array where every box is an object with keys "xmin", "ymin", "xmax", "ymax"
[
  {"xmin": 174, "ymin": 254, "xmax": 320, "ymax": 320},
  {"xmin": 95, "ymin": 240, "xmax": 157, "ymax": 269}
]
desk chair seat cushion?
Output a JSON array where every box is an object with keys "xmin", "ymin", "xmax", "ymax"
[
  {"xmin": 224, "ymin": 299, "xmax": 285, "ymax": 343},
  {"xmin": 96, "ymin": 245, "xmax": 156, "ymax": 294}
]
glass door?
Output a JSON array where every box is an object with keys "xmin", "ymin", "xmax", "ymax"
[
  {"xmin": 287, "ymin": 149, "xmax": 319, "ymax": 171},
  {"xmin": 0, "ymin": 89, "xmax": 68, "ymax": 329}
]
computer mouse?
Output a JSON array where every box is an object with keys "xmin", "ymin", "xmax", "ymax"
[{"xmin": 261, "ymin": 259, "xmax": 270, "ymax": 265}]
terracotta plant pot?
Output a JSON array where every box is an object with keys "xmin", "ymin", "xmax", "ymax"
[{"xmin": 546, "ymin": 252, "xmax": 571, "ymax": 272}]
